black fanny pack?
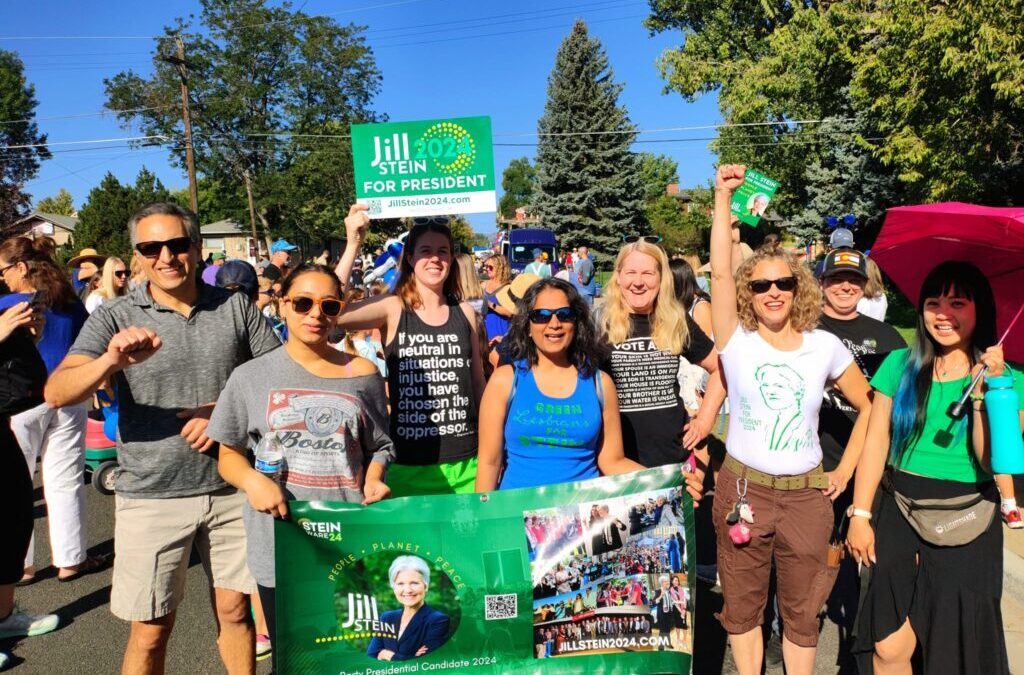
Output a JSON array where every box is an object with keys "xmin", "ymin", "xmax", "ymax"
[{"xmin": 882, "ymin": 470, "xmax": 995, "ymax": 546}]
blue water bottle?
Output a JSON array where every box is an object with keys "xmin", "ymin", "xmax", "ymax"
[{"xmin": 984, "ymin": 374, "xmax": 1024, "ymax": 474}]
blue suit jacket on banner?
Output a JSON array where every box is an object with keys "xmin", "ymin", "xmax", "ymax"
[{"xmin": 366, "ymin": 605, "xmax": 450, "ymax": 661}]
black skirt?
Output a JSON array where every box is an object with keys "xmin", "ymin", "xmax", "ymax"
[{"xmin": 852, "ymin": 470, "xmax": 1008, "ymax": 674}]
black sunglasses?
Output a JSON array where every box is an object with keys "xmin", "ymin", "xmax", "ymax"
[
  {"xmin": 412, "ymin": 216, "xmax": 450, "ymax": 226},
  {"xmin": 623, "ymin": 235, "xmax": 662, "ymax": 244},
  {"xmin": 528, "ymin": 307, "xmax": 577, "ymax": 324},
  {"xmin": 135, "ymin": 237, "xmax": 192, "ymax": 259},
  {"xmin": 747, "ymin": 276, "xmax": 798, "ymax": 294},
  {"xmin": 288, "ymin": 296, "xmax": 343, "ymax": 317},
  {"xmin": 113, "ymin": 270, "xmax": 128, "ymax": 279}
]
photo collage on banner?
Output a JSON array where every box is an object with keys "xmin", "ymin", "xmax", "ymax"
[{"xmin": 526, "ymin": 486, "xmax": 692, "ymax": 659}]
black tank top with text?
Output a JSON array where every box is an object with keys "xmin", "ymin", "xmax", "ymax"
[{"xmin": 384, "ymin": 300, "xmax": 478, "ymax": 464}]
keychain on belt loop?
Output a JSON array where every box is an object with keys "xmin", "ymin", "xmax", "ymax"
[{"xmin": 726, "ymin": 477, "xmax": 755, "ymax": 545}]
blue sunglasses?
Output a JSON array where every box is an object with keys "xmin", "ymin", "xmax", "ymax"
[{"xmin": 528, "ymin": 307, "xmax": 577, "ymax": 324}]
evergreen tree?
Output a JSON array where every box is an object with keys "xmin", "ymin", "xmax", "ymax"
[
  {"xmin": 75, "ymin": 168, "xmax": 173, "ymax": 259},
  {"xmin": 534, "ymin": 20, "xmax": 645, "ymax": 264},
  {"xmin": 786, "ymin": 113, "xmax": 900, "ymax": 247}
]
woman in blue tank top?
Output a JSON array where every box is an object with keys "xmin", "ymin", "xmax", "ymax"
[{"xmin": 475, "ymin": 278, "xmax": 645, "ymax": 491}]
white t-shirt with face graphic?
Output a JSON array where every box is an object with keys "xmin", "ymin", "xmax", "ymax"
[{"xmin": 719, "ymin": 327, "xmax": 854, "ymax": 475}]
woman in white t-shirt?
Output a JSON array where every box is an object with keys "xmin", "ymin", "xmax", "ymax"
[{"xmin": 708, "ymin": 165, "xmax": 872, "ymax": 675}]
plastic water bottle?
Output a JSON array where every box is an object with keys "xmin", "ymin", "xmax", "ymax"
[
  {"xmin": 254, "ymin": 433, "xmax": 284, "ymax": 482},
  {"xmin": 984, "ymin": 375, "xmax": 1024, "ymax": 474}
]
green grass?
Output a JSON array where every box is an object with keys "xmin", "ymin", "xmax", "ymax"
[{"xmin": 895, "ymin": 325, "xmax": 916, "ymax": 346}]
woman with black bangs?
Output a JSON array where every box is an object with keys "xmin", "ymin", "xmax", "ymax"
[{"xmin": 847, "ymin": 260, "xmax": 1018, "ymax": 675}]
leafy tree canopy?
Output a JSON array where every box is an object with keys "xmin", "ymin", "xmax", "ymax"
[
  {"xmin": 0, "ymin": 50, "xmax": 49, "ymax": 228},
  {"xmin": 35, "ymin": 188, "xmax": 76, "ymax": 216},
  {"xmin": 104, "ymin": 0, "xmax": 382, "ymax": 240}
]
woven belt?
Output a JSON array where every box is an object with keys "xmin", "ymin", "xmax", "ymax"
[{"xmin": 723, "ymin": 454, "xmax": 829, "ymax": 491}]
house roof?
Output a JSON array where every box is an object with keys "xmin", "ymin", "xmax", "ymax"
[
  {"xmin": 201, "ymin": 219, "xmax": 248, "ymax": 236},
  {"xmin": 15, "ymin": 211, "xmax": 78, "ymax": 232}
]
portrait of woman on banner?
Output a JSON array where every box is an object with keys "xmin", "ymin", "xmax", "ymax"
[{"xmin": 367, "ymin": 556, "xmax": 451, "ymax": 661}]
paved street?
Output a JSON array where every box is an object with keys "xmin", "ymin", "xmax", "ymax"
[{"xmin": 4, "ymin": 467, "xmax": 1022, "ymax": 674}]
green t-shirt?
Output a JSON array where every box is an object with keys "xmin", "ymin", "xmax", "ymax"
[{"xmin": 871, "ymin": 348, "xmax": 1024, "ymax": 482}]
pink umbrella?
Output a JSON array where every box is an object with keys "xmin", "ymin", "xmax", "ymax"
[{"xmin": 871, "ymin": 202, "xmax": 1024, "ymax": 363}]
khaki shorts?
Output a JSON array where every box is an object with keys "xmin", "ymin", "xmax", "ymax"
[
  {"xmin": 111, "ymin": 487, "xmax": 255, "ymax": 622},
  {"xmin": 712, "ymin": 463, "xmax": 837, "ymax": 647}
]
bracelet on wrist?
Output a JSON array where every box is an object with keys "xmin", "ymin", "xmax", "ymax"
[{"xmin": 969, "ymin": 391, "xmax": 984, "ymax": 401}]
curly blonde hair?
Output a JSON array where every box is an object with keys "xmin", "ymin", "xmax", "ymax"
[
  {"xmin": 735, "ymin": 242, "xmax": 821, "ymax": 332},
  {"xmin": 600, "ymin": 241, "xmax": 689, "ymax": 354}
]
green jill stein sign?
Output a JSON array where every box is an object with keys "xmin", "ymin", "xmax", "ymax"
[{"xmin": 351, "ymin": 116, "xmax": 497, "ymax": 219}]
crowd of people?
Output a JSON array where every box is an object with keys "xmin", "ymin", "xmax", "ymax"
[{"xmin": 0, "ymin": 164, "xmax": 1019, "ymax": 675}]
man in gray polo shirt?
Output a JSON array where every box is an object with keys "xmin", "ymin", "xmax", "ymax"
[{"xmin": 45, "ymin": 202, "xmax": 280, "ymax": 675}]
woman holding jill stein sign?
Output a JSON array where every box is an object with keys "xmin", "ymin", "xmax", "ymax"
[{"xmin": 335, "ymin": 204, "xmax": 486, "ymax": 498}]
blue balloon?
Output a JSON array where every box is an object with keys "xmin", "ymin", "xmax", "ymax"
[
  {"xmin": 844, "ymin": 214, "xmax": 856, "ymax": 226},
  {"xmin": 826, "ymin": 215, "xmax": 839, "ymax": 228}
]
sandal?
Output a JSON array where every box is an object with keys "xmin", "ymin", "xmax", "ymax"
[{"xmin": 57, "ymin": 552, "xmax": 113, "ymax": 582}]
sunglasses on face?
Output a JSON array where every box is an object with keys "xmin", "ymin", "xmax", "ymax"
[
  {"xmin": 287, "ymin": 296, "xmax": 343, "ymax": 317},
  {"xmin": 747, "ymin": 276, "xmax": 798, "ymax": 294},
  {"xmin": 113, "ymin": 270, "xmax": 128, "ymax": 279},
  {"xmin": 528, "ymin": 307, "xmax": 577, "ymax": 324},
  {"xmin": 623, "ymin": 235, "xmax": 662, "ymax": 244},
  {"xmin": 135, "ymin": 236, "xmax": 192, "ymax": 259}
]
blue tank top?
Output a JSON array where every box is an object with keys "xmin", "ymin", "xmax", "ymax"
[
  {"xmin": 482, "ymin": 287, "xmax": 509, "ymax": 340},
  {"xmin": 499, "ymin": 363, "xmax": 603, "ymax": 490}
]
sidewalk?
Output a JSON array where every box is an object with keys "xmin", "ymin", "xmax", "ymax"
[{"xmin": 1003, "ymin": 529, "xmax": 1024, "ymax": 673}]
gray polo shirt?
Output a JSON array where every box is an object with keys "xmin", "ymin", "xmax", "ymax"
[{"xmin": 69, "ymin": 281, "xmax": 282, "ymax": 498}]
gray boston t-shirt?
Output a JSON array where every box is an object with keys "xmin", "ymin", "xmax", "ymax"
[
  {"xmin": 206, "ymin": 347, "xmax": 395, "ymax": 587},
  {"xmin": 68, "ymin": 281, "xmax": 282, "ymax": 499}
]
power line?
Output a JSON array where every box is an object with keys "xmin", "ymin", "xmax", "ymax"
[
  {"xmin": 1, "ymin": 134, "xmax": 168, "ymax": 150},
  {"xmin": 0, "ymin": 105, "xmax": 172, "ymax": 126}
]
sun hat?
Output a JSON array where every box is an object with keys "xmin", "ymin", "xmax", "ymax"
[
  {"xmin": 495, "ymin": 273, "xmax": 542, "ymax": 314},
  {"xmin": 68, "ymin": 248, "xmax": 106, "ymax": 268}
]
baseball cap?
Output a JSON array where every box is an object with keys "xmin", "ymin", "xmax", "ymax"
[
  {"xmin": 495, "ymin": 273, "xmax": 541, "ymax": 314},
  {"xmin": 821, "ymin": 248, "xmax": 868, "ymax": 279},
  {"xmin": 532, "ymin": 248, "xmax": 543, "ymax": 258},
  {"xmin": 829, "ymin": 228, "xmax": 854, "ymax": 249},
  {"xmin": 271, "ymin": 239, "xmax": 298, "ymax": 254},
  {"xmin": 211, "ymin": 251, "xmax": 226, "ymax": 261},
  {"xmin": 215, "ymin": 260, "xmax": 259, "ymax": 297}
]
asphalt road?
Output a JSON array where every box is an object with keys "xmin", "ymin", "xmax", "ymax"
[
  {"xmin": 3, "ymin": 467, "xmax": 841, "ymax": 674},
  {"xmin": 3, "ymin": 473, "xmax": 273, "ymax": 675}
]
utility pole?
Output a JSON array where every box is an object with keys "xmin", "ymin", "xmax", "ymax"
[
  {"xmin": 163, "ymin": 37, "xmax": 199, "ymax": 216},
  {"xmin": 242, "ymin": 169, "xmax": 261, "ymax": 259}
]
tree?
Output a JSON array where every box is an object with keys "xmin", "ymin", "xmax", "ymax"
[
  {"xmin": 75, "ymin": 168, "xmax": 173, "ymax": 259},
  {"xmin": 497, "ymin": 157, "xmax": 538, "ymax": 219},
  {"xmin": 534, "ymin": 20, "xmax": 646, "ymax": 263},
  {"xmin": 104, "ymin": 0, "xmax": 382, "ymax": 241},
  {"xmin": 35, "ymin": 188, "xmax": 76, "ymax": 216},
  {"xmin": 787, "ymin": 112, "xmax": 901, "ymax": 246},
  {"xmin": 637, "ymin": 153, "xmax": 679, "ymax": 202},
  {"xmin": 0, "ymin": 50, "xmax": 50, "ymax": 229},
  {"xmin": 647, "ymin": 1, "xmax": 1024, "ymax": 231}
]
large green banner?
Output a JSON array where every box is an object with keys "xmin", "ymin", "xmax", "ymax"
[
  {"xmin": 351, "ymin": 116, "xmax": 496, "ymax": 219},
  {"xmin": 276, "ymin": 466, "xmax": 695, "ymax": 675}
]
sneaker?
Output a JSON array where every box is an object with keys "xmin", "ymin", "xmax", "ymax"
[
  {"xmin": 1003, "ymin": 506, "xmax": 1024, "ymax": 530},
  {"xmin": 0, "ymin": 610, "xmax": 59, "ymax": 639},
  {"xmin": 256, "ymin": 634, "xmax": 273, "ymax": 662}
]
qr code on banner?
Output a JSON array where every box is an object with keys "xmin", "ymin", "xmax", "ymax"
[
  {"xmin": 484, "ymin": 594, "xmax": 517, "ymax": 620},
  {"xmin": 367, "ymin": 199, "xmax": 382, "ymax": 216}
]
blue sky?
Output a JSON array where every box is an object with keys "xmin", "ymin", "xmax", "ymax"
[{"xmin": 2, "ymin": 0, "xmax": 720, "ymax": 235}]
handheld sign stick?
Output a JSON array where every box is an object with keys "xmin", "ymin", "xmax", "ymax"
[{"xmin": 948, "ymin": 303, "xmax": 1024, "ymax": 419}]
